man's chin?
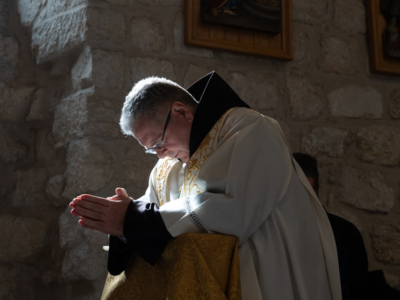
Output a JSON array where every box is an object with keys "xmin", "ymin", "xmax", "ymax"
[
  {"xmin": 167, "ymin": 151, "xmax": 181, "ymax": 160},
  {"xmin": 181, "ymin": 157, "xmax": 189, "ymax": 163},
  {"xmin": 178, "ymin": 152, "xmax": 190, "ymax": 163},
  {"xmin": 168, "ymin": 151, "xmax": 189, "ymax": 163}
]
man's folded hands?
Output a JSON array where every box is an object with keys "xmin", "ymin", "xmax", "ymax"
[{"xmin": 70, "ymin": 188, "xmax": 133, "ymax": 237}]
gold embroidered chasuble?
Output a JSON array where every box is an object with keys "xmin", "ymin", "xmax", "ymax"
[
  {"xmin": 101, "ymin": 109, "xmax": 241, "ymax": 300},
  {"xmin": 101, "ymin": 233, "xmax": 241, "ymax": 300}
]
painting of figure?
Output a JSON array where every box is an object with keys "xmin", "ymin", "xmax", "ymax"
[
  {"xmin": 201, "ymin": 0, "xmax": 282, "ymax": 34},
  {"xmin": 381, "ymin": 0, "xmax": 400, "ymax": 58},
  {"xmin": 207, "ymin": 0, "xmax": 241, "ymax": 16}
]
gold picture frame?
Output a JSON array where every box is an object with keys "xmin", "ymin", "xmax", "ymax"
[
  {"xmin": 184, "ymin": 0, "xmax": 293, "ymax": 60},
  {"xmin": 367, "ymin": 0, "xmax": 400, "ymax": 75}
]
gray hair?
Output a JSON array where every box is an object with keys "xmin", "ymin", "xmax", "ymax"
[{"xmin": 120, "ymin": 77, "xmax": 198, "ymax": 136}]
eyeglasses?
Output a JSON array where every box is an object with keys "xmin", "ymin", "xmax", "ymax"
[{"xmin": 145, "ymin": 110, "xmax": 171, "ymax": 154}]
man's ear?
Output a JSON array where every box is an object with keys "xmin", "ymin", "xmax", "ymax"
[
  {"xmin": 171, "ymin": 101, "xmax": 194, "ymax": 122},
  {"xmin": 307, "ymin": 177, "xmax": 315, "ymax": 188}
]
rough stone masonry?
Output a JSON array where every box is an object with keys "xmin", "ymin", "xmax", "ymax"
[{"xmin": 0, "ymin": 0, "xmax": 399, "ymax": 299}]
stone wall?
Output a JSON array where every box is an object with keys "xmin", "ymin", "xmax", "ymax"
[{"xmin": 1, "ymin": 0, "xmax": 399, "ymax": 298}]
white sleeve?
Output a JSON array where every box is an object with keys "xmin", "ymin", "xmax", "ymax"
[
  {"xmin": 135, "ymin": 163, "xmax": 160, "ymax": 205},
  {"xmin": 159, "ymin": 117, "xmax": 293, "ymax": 244}
]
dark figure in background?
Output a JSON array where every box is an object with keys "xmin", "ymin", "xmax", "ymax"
[
  {"xmin": 293, "ymin": 153, "xmax": 368, "ymax": 300},
  {"xmin": 294, "ymin": 153, "xmax": 400, "ymax": 299}
]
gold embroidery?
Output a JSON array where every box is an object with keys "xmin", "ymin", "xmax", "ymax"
[
  {"xmin": 155, "ymin": 108, "xmax": 238, "ymax": 202},
  {"xmin": 101, "ymin": 233, "xmax": 241, "ymax": 300},
  {"xmin": 182, "ymin": 108, "xmax": 237, "ymax": 197},
  {"xmin": 155, "ymin": 158, "xmax": 175, "ymax": 206}
]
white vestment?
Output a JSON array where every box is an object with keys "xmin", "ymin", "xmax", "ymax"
[{"xmin": 137, "ymin": 108, "xmax": 341, "ymax": 300}]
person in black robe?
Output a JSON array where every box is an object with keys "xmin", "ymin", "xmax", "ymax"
[
  {"xmin": 293, "ymin": 153, "xmax": 368, "ymax": 300},
  {"xmin": 293, "ymin": 153, "xmax": 400, "ymax": 300}
]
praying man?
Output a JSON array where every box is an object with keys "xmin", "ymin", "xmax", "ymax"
[{"xmin": 70, "ymin": 71, "xmax": 341, "ymax": 300}]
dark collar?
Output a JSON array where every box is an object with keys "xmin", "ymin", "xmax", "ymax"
[{"xmin": 186, "ymin": 71, "xmax": 250, "ymax": 157}]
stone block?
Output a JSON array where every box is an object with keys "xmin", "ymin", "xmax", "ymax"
[
  {"xmin": 71, "ymin": 47, "xmax": 124, "ymax": 90},
  {"xmin": 333, "ymin": 0, "xmax": 366, "ymax": 35},
  {"xmin": 52, "ymin": 89, "xmax": 123, "ymax": 147},
  {"xmin": 89, "ymin": 49, "xmax": 124, "ymax": 90},
  {"xmin": 130, "ymin": 57, "xmax": 177, "ymax": 85},
  {"xmin": 123, "ymin": 145, "xmax": 158, "ymax": 190},
  {"xmin": 36, "ymin": 128, "xmax": 57, "ymax": 165},
  {"xmin": 0, "ymin": 267, "xmax": 19, "ymax": 299},
  {"xmin": 131, "ymin": 16, "xmax": 166, "ymax": 53},
  {"xmin": 0, "ymin": 83, "xmax": 35, "ymax": 122},
  {"xmin": 228, "ymin": 71, "xmax": 279, "ymax": 111},
  {"xmin": 12, "ymin": 168, "xmax": 49, "ymax": 207},
  {"xmin": 62, "ymin": 240, "xmax": 108, "ymax": 281},
  {"xmin": 174, "ymin": 13, "xmax": 213, "ymax": 58},
  {"xmin": 0, "ymin": 216, "xmax": 47, "ymax": 262},
  {"xmin": 0, "ymin": 36, "xmax": 19, "ymax": 80},
  {"xmin": 325, "ymin": 190, "xmax": 336, "ymax": 208},
  {"xmin": 0, "ymin": 267, "xmax": 20, "ymax": 282},
  {"xmin": 42, "ymin": 269, "xmax": 57, "ymax": 286},
  {"xmin": 31, "ymin": 8, "xmax": 87, "ymax": 63},
  {"xmin": 71, "ymin": 46, "xmax": 92, "ymax": 89},
  {"xmin": 383, "ymin": 271, "xmax": 400, "ymax": 291},
  {"xmin": 292, "ymin": 30, "xmax": 309, "ymax": 62},
  {"xmin": 107, "ymin": 0, "xmax": 129, "ymax": 5},
  {"xmin": 32, "ymin": 8, "xmax": 125, "ymax": 63},
  {"xmin": 46, "ymin": 175, "xmax": 66, "ymax": 207},
  {"xmin": 286, "ymin": 71, "xmax": 324, "ymax": 120},
  {"xmin": 371, "ymin": 223, "xmax": 400, "ymax": 265},
  {"xmin": 0, "ymin": 282, "xmax": 16, "ymax": 300},
  {"xmin": 137, "ymin": 0, "xmax": 182, "ymax": 5},
  {"xmin": 50, "ymin": 59, "xmax": 74, "ymax": 77},
  {"xmin": 60, "ymin": 280, "xmax": 105, "ymax": 300},
  {"xmin": 86, "ymin": 8, "xmax": 126, "ymax": 43},
  {"xmin": 301, "ymin": 127, "xmax": 350, "ymax": 157},
  {"xmin": 47, "ymin": 0, "xmax": 87, "ymax": 16},
  {"xmin": 63, "ymin": 138, "xmax": 114, "ymax": 200},
  {"xmin": 318, "ymin": 36, "xmax": 359, "ymax": 75},
  {"xmin": 292, "ymin": 0, "xmax": 324, "ymax": 25},
  {"xmin": 59, "ymin": 207, "xmax": 85, "ymax": 250},
  {"xmin": 61, "ymin": 222, "xmax": 108, "ymax": 282},
  {"xmin": 0, "ymin": 131, "xmax": 26, "ymax": 163},
  {"xmin": 328, "ymin": 85, "xmax": 383, "ymax": 118},
  {"xmin": 221, "ymin": 51, "xmax": 256, "ymax": 62},
  {"xmin": 26, "ymin": 88, "xmax": 46, "ymax": 121},
  {"xmin": 356, "ymin": 125, "xmax": 400, "ymax": 166},
  {"xmin": 338, "ymin": 166, "xmax": 394, "ymax": 213},
  {"xmin": 183, "ymin": 64, "xmax": 215, "ymax": 88},
  {"xmin": 17, "ymin": 0, "xmax": 46, "ymax": 27},
  {"xmin": 0, "ymin": 1, "xmax": 9, "ymax": 35},
  {"xmin": 389, "ymin": 89, "xmax": 400, "ymax": 119},
  {"xmin": 327, "ymin": 168, "xmax": 337, "ymax": 184}
]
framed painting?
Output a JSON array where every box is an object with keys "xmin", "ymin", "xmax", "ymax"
[
  {"xmin": 184, "ymin": 0, "xmax": 293, "ymax": 60},
  {"xmin": 367, "ymin": 0, "xmax": 400, "ymax": 75}
]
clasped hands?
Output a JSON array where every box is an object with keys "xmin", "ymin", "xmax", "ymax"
[{"xmin": 70, "ymin": 188, "xmax": 132, "ymax": 237}]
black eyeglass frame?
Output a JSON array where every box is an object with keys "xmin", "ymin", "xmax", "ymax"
[{"xmin": 145, "ymin": 109, "xmax": 171, "ymax": 154}]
